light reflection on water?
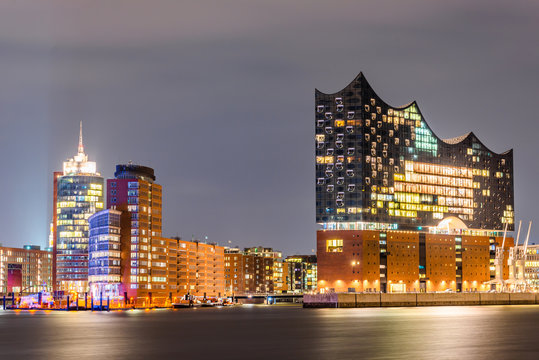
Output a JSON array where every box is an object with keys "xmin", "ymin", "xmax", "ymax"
[{"xmin": 1, "ymin": 305, "xmax": 538, "ymax": 360}]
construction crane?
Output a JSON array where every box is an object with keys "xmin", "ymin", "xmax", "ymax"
[
  {"xmin": 507, "ymin": 221, "xmax": 532, "ymax": 292},
  {"xmin": 491, "ymin": 222, "xmax": 509, "ymax": 292},
  {"xmin": 507, "ymin": 221, "xmax": 522, "ymax": 284}
]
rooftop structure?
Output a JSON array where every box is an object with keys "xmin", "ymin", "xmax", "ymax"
[{"xmin": 63, "ymin": 122, "xmax": 98, "ymax": 176}]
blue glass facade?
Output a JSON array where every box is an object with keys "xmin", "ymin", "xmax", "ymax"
[{"xmin": 88, "ymin": 209, "xmax": 122, "ymax": 299}]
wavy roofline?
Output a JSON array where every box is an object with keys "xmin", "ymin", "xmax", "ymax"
[{"xmin": 316, "ymin": 72, "xmax": 513, "ymax": 157}]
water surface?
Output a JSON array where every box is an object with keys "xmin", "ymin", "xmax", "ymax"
[{"xmin": 1, "ymin": 305, "xmax": 538, "ymax": 359}]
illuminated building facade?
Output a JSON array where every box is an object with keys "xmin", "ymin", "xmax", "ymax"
[
  {"xmin": 520, "ymin": 244, "xmax": 539, "ymax": 292},
  {"xmin": 318, "ymin": 230, "xmax": 513, "ymax": 293},
  {"xmin": 0, "ymin": 245, "xmax": 53, "ymax": 295},
  {"xmin": 273, "ymin": 259, "xmax": 288, "ymax": 293},
  {"xmin": 86, "ymin": 165, "xmax": 225, "ymax": 306},
  {"xmin": 88, "ymin": 209, "xmax": 122, "ymax": 299},
  {"xmin": 315, "ymin": 73, "xmax": 513, "ymax": 231},
  {"xmin": 51, "ymin": 171, "xmax": 62, "ymax": 292},
  {"xmin": 107, "ymin": 164, "xmax": 166, "ymax": 302},
  {"xmin": 285, "ymin": 255, "xmax": 317, "ymax": 293},
  {"xmin": 56, "ymin": 123, "xmax": 104, "ymax": 293},
  {"xmin": 176, "ymin": 239, "xmax": 225, "ymax": 298},
  {"xmin": 224, "ymin": 247, "xmax": 282, "ymax": 295},
  {"xmin": 315, "ymin": 73, "xmax": 515, "ymax": 293}
]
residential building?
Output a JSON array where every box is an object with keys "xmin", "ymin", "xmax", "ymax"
[
  {"xmin": 315, "ymin": 73, "xmax": 514, "ymax": 293},
  {"xmin": 273, "ymin": 259, "xmax": 289, "ymax": 293},
  {"xmin": 0, "ymin": 245, "xmax": 53, "ymax": 295},
  {"xmin": 224, "ymin": 247, "xmax": 282, "ymax": 295},
  {"xmin": 88, "ymin": 164, "xmax": 225, "ymax": 306},
  {"xmin": 55, "ymin": 122, "xmax": 104, "ymax": 294},
  {"xmin": 106, "ymin": 164, "xmax": 167, "ymax": 303},
  {"xmin": 176, "ymin": 238, "xmax": 225, "ymax": 298}
]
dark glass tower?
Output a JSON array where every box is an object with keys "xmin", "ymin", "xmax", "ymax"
[{"xmin": 315, "ymin": 73, "xmax": 514, "ymax": 232}]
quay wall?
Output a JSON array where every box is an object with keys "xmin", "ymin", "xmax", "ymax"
[{"xmin": 304, "ymin": 293, "xmax": 539, "ymax": 308}]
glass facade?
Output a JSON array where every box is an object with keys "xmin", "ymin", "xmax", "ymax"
[
  {"xmin": 315, "ymin": 73, "xmax": 514, "ymax": 232},
  {"xmin": 55, "ymin": 122, "xmax": 104, "ymax": 293},
  {"xmin": 285, "ymin": 255, "xmax": 317, "ymax": 293},
  {"xmin": 88, "ymin": 209, "xmax": 122, "ymax": 299},
  {"xmin": 56, "ymin": 175, "xmax": 104, "ymax": 292}
]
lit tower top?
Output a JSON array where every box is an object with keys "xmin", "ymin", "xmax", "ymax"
[{"xmin": 63, "ymin": 121, "xmax": 99, "ymax": 175}]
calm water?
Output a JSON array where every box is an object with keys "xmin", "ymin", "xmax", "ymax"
[{"xmin": 1, "ymin": 305, "xmax": 539, "ymax": 359}]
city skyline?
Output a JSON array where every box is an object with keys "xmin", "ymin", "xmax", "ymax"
[{"xmin": 1, "ymin": 1, "xmax": 539, "ymax": 255}]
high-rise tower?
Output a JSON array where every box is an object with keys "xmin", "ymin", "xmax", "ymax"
[
  {"xmin": 55, "ymin": 122, "xmax": 104, "ymax": 294},
  {"xmin": 106, "ymin": 164, "xmax": 164, "ymax": 300}
]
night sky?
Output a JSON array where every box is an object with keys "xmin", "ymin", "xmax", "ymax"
[{"xmin": 1, "ymin": 1, "xmax": 538, "ymax": 254}]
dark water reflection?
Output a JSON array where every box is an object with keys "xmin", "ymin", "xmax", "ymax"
[{"xmin": 1, "ymin": 305, "xmax": 538, "ymax": 359}]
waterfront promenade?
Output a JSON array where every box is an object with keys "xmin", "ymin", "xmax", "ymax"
[{"xmin": 305, "ymin": 292, "xmax": 539, "ymax": 308}]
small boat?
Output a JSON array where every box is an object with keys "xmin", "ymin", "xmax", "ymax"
[
  {"xmin": 201, "ymin": 297, "xmax": 225, "ymax": 307},
  {"xmin": 172, "ymin": 299, "xmax": 202, "ymax": 308}
]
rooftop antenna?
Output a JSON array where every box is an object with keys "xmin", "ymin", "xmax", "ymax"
[{"xmin": 78, "ymin": 121, "xmax": 84, "ymax": 154}]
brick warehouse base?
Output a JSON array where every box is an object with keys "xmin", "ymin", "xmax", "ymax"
[{"xmin": 316, "ymin": 230, "xmax": 514, "ymax": 293}]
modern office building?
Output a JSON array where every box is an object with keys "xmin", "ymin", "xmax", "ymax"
[
  {"xmin": 88, "ymin": 209, "xmax": 122, "ymax": 299},
  {"xmin": 0, "ymin": 245, "xmax": 53, "ymax": 295},
  {"xmin": 55, "ymin": 123, "xmax": 104, "ymax": 294},
  {"xmin": 315, "ymin": 73, "xmax": 514, "ymax": 293},
  {"xmin": 285, "ymin": 255, "xmax": 317, "ymax": 293}
]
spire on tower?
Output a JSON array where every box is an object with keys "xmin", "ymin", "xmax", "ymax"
[{"xmin": 78, "ymin": 121, "xmax": 84, "ymax": 154}]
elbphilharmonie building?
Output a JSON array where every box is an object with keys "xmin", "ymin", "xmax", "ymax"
[{"xmin": 315, "ymin": 73, "xmax": 515, "ymax": 293}]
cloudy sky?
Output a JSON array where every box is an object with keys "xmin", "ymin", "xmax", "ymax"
[{"xmin": 0, "ymin": 0, "xmax": 538, "ymax": 253}]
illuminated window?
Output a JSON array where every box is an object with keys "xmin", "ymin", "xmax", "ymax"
[{"xmin": 326, "ymin": 239, "xmax": 343, "ymax": 252}]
